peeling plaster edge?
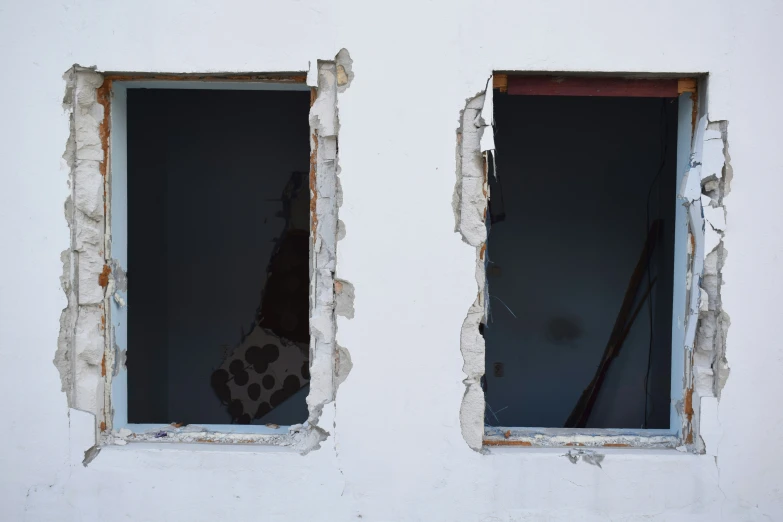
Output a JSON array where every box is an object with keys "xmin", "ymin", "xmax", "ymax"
[
  {"xmin": 300, "ymin": 49, "xmax": 354, "ymax": 454},
  {"xmin": 455, "ymin": 89, "xmax": 491, "ymax": 451},
  {"xmin": 56, "ymin": 65, "xmax": 108, "ymax": 434},
  {"xmin": 677, "ymin": 112, "xmax": 731, "ymax": 454},
  {"xmin": 55, "ymin": 68, "xmax": 81, "ymax": 409}
]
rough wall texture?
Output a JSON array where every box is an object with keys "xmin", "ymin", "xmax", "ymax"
[
  {"xmin": 684, "ymin": 117, "xmax": 732, "ymax": 453},
  {"xmin": 55, "ymin": 67, "xmax": 108, "ymax": 427},
  {"xmin": 454, "ymin": 92, "xmax": 490, "ymax": 451},
  {"xmin": 3, "ymin": 1, "xmax": 783, "ymax": 520}
]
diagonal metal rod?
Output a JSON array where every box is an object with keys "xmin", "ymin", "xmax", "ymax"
[{"xmin": 564, "ymin": 220, "xmax": 661, "ymax": 428}]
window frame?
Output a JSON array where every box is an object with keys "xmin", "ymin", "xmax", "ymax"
[
  {"xmin": 109, "ymin": 77, "xmax": 312, "ymax": 440},
  {"xmin": 462, "ymin": 73, "xmax": 712, "ymax": 450}
]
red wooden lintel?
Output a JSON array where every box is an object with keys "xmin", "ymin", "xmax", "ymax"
[{"xmin": 506, "ymin": 76, "xmax": 679, "ymax": 98}]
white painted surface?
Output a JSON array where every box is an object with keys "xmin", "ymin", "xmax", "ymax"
[{"xmin": 0, "ymin": 1, "xmax": 780, "ymax": 520}]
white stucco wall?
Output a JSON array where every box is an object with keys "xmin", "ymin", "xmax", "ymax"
[{"xmin": 0, "ymin": 0, "xmax": 781, "ymax": 520}]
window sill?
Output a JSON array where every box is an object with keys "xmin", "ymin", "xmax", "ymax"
[{"xmin": 484, "ymin": 426, "xmax": 680, "ymax": 449}]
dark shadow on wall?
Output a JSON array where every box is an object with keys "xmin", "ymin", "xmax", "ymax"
[{"xmin": 484, "ymin": 94, "xmax": 678, "ymax": 429}]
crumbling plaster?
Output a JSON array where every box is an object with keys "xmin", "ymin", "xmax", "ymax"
[
  {"xmin": 4, "ymin": 1, "xmax": 782, "ymax": 519},
  {"xmin": 56, "ymin": 51, "xmax": 355, "ymax": 457},
  {"xmin": 681, "ymin": 116, "xmax": 732, "ymax": 454}
]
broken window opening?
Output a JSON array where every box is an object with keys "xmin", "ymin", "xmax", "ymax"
[
  {"xmin": 126, "ymin": 87, "xmax": 311, "ymax": 426},
  {"xmin": 482, "ymin": 81, "xmax": 683, "ymax": 431}
]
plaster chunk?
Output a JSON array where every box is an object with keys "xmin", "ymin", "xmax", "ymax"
[
  {"xmin": 74, "ymin": 306, "xmax": 104, "ymax": 366},
  {"xmin": 307, "ymin": 340, "xmax": 335, "ymax": 409},
  {"xmin": 334, "ymin": 279, "xmax": 355, "ymax": 319},
  {"xmin": 73, "ymin": 161, "xmax": 104, "ymax": 219},
  {"xmin": 335, "ymin": 48, "xmax": 354, "ymax": 92},
  {"xmin": 335, "ymin": 344, "xmax": 352, "ymax": 389},
  {"xmin": 704, "ymin": 222, "xmax": 722, "ymax": 254},
  {"xmin": 699, "ymin": 396, "xmax": 721, "ymax": 457},
  {"xmin": 460, "ymin": 382, "xmax": 485, "ymax": 451},
  {"xmin": 696, "ymin": 312, "xmax": 717, "ymax": 350},
  {"xmin": 703, "ymin": 204, "xmax": 726, "ymax": 231},
  {"xmin": 310, "ymin": 63, "xmax": 338, "ymax": 137},
  {"xmin": 703, "ymin": 250, "xmax": 720, "ymax": 276},
  {"xmin": 699, "ymin": 285, "xmax": 709, "ymax": 311},
  {"xmin": 74, "ymin": 212, "xmax": 103, "ymax": 250},
  {"xmin": 77, "ymin": 250, "xmax": 106, "ymax": 305},
  {"xmin": 693, "ymin": 365, "xmax": 715, "ymax": 396},
  {"xmin": 701, "ymin": 138, "xmax": 724, "ymax": 181}
]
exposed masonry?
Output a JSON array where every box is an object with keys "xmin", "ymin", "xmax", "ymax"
[
  {"xmin": 454, "ymin": 79, "xmax": 731, "ymax": 454},
  {"xmin": 56, "ymin": 50, "xmax": 354, "ymax": 457}
]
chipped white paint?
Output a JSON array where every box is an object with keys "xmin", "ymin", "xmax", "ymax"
[
  {"xmin": 4, "ymin": 2, "xmax": 782, "ymax": 520},
  {"xmin": 699, "ymin": 396, "xmax": 722, "ymax": 458}
]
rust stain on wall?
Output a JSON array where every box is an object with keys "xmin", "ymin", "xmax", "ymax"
[
  {"xmin": 96, "ymin": 78, "xmax": 112, "ymax": 178},
  {"xmin": 484, "ymin": 440, "xmax": 533, "ymax": 447},
  {"xmin": 684, "ymin": 387, "xmax": 694, "ymax": 422},
  {"xmin": 98, "ymin": 265, "xmax": 111, "ymax": 287},
  {"xmin": 309, "ymin": 132, "xmax": 319, "ymax": 243}
]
